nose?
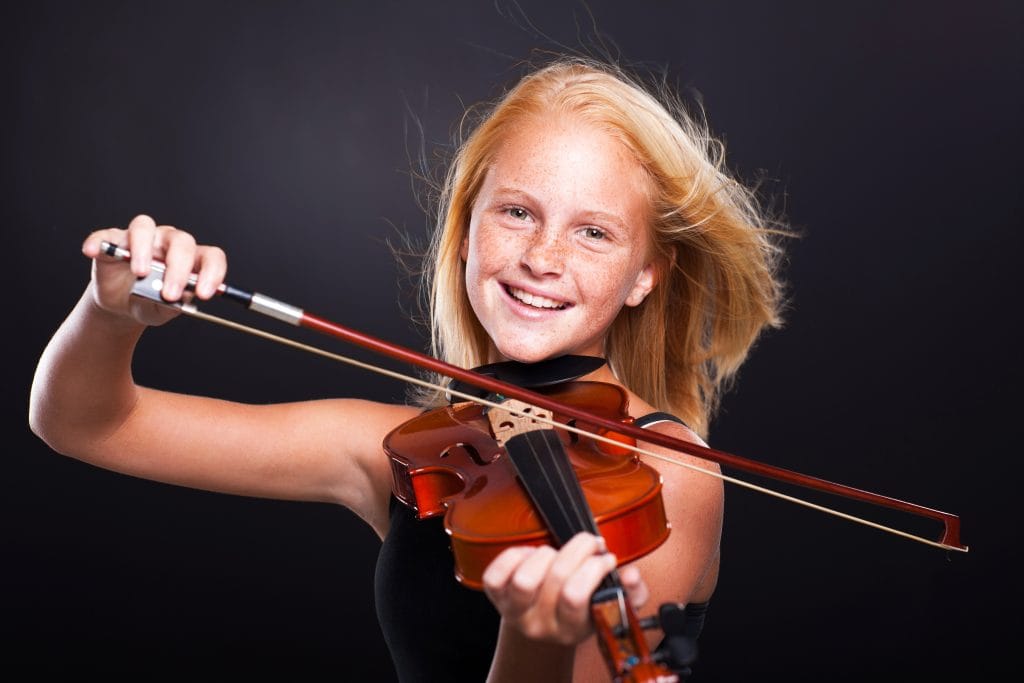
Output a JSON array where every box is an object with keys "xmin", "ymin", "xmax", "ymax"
[{"xmin": 520, "ymin": 228, "xmax": 565, "ymax": 277}]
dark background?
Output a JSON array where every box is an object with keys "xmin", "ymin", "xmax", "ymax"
[{"xmin": 4, "ymin": 1, "xmax": 1020, "ymax": 680}]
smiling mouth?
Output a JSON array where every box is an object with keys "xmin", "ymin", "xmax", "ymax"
[{"xmin": 505, "ymin": 285, "xmax": 570, "ymax": 310}]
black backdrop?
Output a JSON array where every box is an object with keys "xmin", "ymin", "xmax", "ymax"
[{"xmin": 4, "ymin": 1, "xmax": 1020, "ymax": 680}]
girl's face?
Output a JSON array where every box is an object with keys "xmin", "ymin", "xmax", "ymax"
[{"xmin": 462, "ymin": 114, "xmax": 659, "ymax": 363}]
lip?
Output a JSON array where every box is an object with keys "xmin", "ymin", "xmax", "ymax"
[{"xmin": 501, "ymin": 282, "xmax": 573, "ymax": 315}]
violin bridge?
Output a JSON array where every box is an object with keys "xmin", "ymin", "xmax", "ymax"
[{"xmin": 488, "ymin": 399, "xmax": 553, "ymax": 448}]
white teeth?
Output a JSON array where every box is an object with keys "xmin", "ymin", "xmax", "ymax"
[{"xmin": 508, "ymin": 286, "xmax": 566, "ymax": 310}]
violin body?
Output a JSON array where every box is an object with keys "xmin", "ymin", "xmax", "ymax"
[{"xmin": 383, "ymin": 381, "xmax": 671, "ymax": 589}]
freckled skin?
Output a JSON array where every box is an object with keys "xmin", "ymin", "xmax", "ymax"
[{"xmin": 461, "ymin": 114, "xmax": 659, "ymax": 364}]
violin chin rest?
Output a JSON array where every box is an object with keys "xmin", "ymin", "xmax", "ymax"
[{"xmin": 447, "ymin": 355, "xmax": 607, "ymax": 400}]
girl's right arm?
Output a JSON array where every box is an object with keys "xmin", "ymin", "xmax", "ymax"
[{"xmin": 29, "ymin": 215, "xmax": 415, "ymax": 536}]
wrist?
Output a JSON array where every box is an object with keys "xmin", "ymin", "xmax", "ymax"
[
  {"xmin": 487, "ymin": 619, "xmax": 576, "ymax": 683},
  {"xmin": 83, "ymin": 282, "xmax": 151, "ymax": 335}
]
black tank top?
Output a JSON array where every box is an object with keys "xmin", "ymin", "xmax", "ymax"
[{"xmin": 373, "ymin": 411, "xmax": 707, "ymax": 682}]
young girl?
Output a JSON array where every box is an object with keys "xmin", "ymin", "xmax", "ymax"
[{"xmin": 29, "ymin": 56, "xmax": 785, "ymax": 681}]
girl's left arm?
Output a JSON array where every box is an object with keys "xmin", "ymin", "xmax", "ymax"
[{"xmin": 483, "ymin": 421, "xmax": 724, "ymax": 682}]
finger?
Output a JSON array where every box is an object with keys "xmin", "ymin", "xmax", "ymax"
[
  {"xmin": 158, "ymin": 228, "xmax": 198, "ymax": 301},
  {"xmin": 193, "ymin": 246, "xmax": 227, "ymax": 299},
  {"xmin": 482, "ymin": 545, "xmax": 538, "ymax": 607},
  {"xmin": 548, "ymin": 532, "xmax": 610, "ymax": 593},
  {"xmin": 82, "ymin": 227, "xmax": 126, "ymax": 259},
  {"xmin": 617, "ymin": 564, "xmax": 650, "ymax": 610},
  {"xmin": 557, "ymin": 548, "xmax": 618, "ymax": 612},
  {"xmin": 556, "ymin": 531, "xmax": 607, "ymax": 562},
  {"xmin": 125, "ymin": 214, "xmax": 159, "ymax": 277},
  {"xmin": 520, "ymin": 534, "xmax": 608, "ymax": 624},
  {"xmin": 551, "ymin": 558, "xmax": 618, "ymax": 639},
  {"xmin": 502, "ymin": 544, "xmax": 559, "ymax": 615},
  {"xmin": 542, "ymin": 532, "xmax": 608, "ymax": 603}
]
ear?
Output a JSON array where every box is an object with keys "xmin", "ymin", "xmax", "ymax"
[
  {"xmin": 460, "ymin": 234, "xmax": 469, "ymax": 262},
  {"xmin": 625, "ymin": 261, "xmax": 658, "ymax": 307}
]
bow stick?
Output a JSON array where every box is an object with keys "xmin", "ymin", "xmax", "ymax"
[{"xmin": 101, "ymin": 241, "xmax": 968, "ymax": 553}]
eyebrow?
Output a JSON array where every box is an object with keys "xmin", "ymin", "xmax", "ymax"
[{"xmin": 489, "ymin": 187, "xmax": 536, "ymax": 204}]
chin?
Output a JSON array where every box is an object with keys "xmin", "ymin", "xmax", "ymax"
[{"xmin": 491, "ymin": 344, "xmax": 562, "ymax": 365}]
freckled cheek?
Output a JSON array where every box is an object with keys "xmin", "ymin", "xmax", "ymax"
[
  {"xmin": 586, "ymin": 262, "xmax": 623, "ymax": 294},
  {"xmin": 584, "ymin": 260, "xmax": 644, "ymax": 313},
  {"xmin": 470, "ymin": 223, "xmax": 520, "ymax": 274}
]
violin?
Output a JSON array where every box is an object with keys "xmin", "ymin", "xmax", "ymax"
[
  {"xmin": 384, "ymin": 378, "xmax": 666, "ymax": 588},
  {"xmin": 103, "ymin": 241, "xmax": 968, "ymax": 681},
  {"xmin": 385, "ymin": 376, "xmax": 688, "ymax": 680}
]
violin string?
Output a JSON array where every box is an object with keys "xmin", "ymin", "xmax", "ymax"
[
  {"xmin": 534, "ymin": 430, "xmax": 599, "ymax": 539},
  {"xmin": 518, "ymin": 430, "xmax": 624, "ymax": 593},
  {"xmin": 509, "ymin": 431, "xmax": 585, "ymax": 544},
  {"xmin": 177, "ymin": 304, "xmax": 962, "ymax": 552},
  {"xmin": 509, "ymin": 430, "xmax": 636, "ymax": 666}
]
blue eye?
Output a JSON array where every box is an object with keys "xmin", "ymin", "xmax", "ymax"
[
  {"xmin": 582, "ymin": 227, "xmax": 606, "ymax": 240},
  {"xmin": 507, "ymin": 207, "xmax": 529, "ymax": 220}
]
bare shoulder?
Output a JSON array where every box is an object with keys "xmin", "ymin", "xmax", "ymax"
[
  {"xmin": 636, "ymin": 418, "xmax": 723, "ymax": 529},
  {"xmin": 624, "ymin": 393, "xmax": 720, "ymax": 483},
  {"xmin": 624, "ymin": 401, "xmax": 724, "ymax": 605},
  {"xmin": 638, "ymin": 419, "xmax": 719, "ymax": 479}
]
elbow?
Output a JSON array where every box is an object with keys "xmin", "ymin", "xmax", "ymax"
[
  {"xmin": 28, "ymin": 385, "xmax": 67, "ymax": 455},
  {"xmin": 29, "ymin": 401, "xmax": 93, "ymax": 460},
  {"xmin": 28, "ymin": 373, "xmax": 84, "ymax": 457},
  {"xmin": 29, "ymin": 371, "xmax": 140, "ymax": 460}
]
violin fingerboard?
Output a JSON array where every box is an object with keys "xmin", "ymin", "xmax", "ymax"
[{"xmin": 504, "ymin": 430, "xmax": 599, "ymax": 546}]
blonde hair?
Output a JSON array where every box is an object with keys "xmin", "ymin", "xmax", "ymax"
[{"xmin": 419, "ymin": 56, "xmax": 788, "ymax": 439}]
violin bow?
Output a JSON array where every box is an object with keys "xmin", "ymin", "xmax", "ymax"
[{"xmin": 102, "ymin": 241, "xmax": 968, "ymax": 553}]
